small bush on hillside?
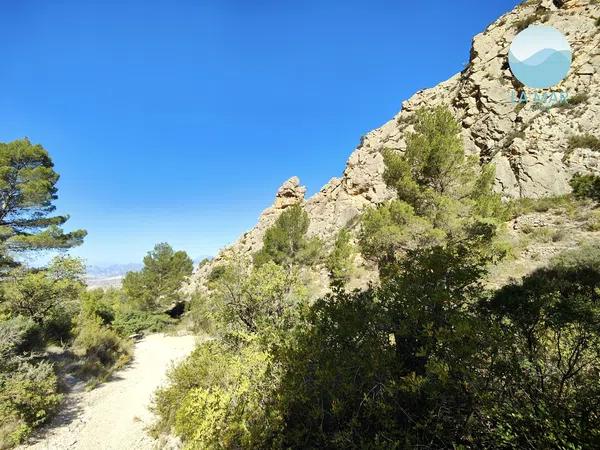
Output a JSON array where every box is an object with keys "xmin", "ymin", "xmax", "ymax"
[
  {"xmin": 506, "ymin": 194, "xmax": 577, "ymax": 217},
  {"xmin": 112, "ymin": 309, "xmax": 174, "ymax": 337},
  {"xmin": 0, "ymin": 316, "xmax": 61, "ymax": 448},
  {"xmin": 253, "ymin": 204, "xmax": 323, "ymax": 269},
  {"xmin": 153, "ymin": 339, "xmax": 281, "ymax": 448},
  {"xmin": 188, "ymin": 294, "xmax": 218, "ymax": 334},
  {"xmin": 73, "ymin": 317, "xmax": 131, "ymax": 383},
  {"xmin": 568, "ymin": 134, "xmax": 600, "ymax": 152},
  {"xmin": 0, "ymin": 316, "xmax": 42, "ymax": 363},
  {"xmin": 570, "ymin": 173, "xmax": 600, "ymax": 202},
  {"xmin": 0, "ymin": 361, "xmax": 62, "ymax": 448},
  {"xmin": 326, "ymin": 229, "xmax": 356, "ymax": 286},
  {"xmin": 562, "ymin": 92, "xmax": 588, "ymax": 107},
  {"xmin": 587, "ymin": 210, "xmax": 600, "ymax": 231}
]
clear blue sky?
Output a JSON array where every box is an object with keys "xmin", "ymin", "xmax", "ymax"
[{"xmin": 0, "ymin": 0, "xmax": 520, "ymax": 266}]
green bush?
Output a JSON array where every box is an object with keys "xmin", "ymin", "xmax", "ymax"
[
  {"xmin": 80, "ymin": 289, "xmax": 117, "ymax": 326},
  {"xmin": 568, "ymin": 134, "xmax": 600, "ymax": 152},
  {"xmin": 506, "ymin": 194, "xmax": 577, "ymax": 217},
  {"xmin": 326, "ymin": 229, "xmax": 356, "ymax": 286},
  {"xmin": 570, "ymin": 172, "xmax": 600, "ymax": 202},
  {"xmin": 153, "ymin": 340, "xmax": 282, "ymax": 449},
  {"xmin": 566, "ymin": 92, "xmax": 588, "ymax": 106},
  {"xmin": 73, "ymin": 317, "xmax": 131, "ymax": 381},
  {"xmin": 187, "ymin": 294, "xmax": 218, "ymax": 334},
  {"xmin": 0, "ymin": 361, "xmax": 62, "ymax": 448},
  {"xmin": 0, "ymin": 316, "xmax": 42, "ymax": 363},
  {"xmin": 253, "ymin": 204, "xmax": 322, "ymax": 269},
  {"xmin": 112, "ymin": 309, "xmax": 174, "ymax": 337},
  {"xmin": 479, "ymin": 245, "xmax": 600, "ymax": 448}
]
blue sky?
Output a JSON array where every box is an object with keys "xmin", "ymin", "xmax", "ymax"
[{"xmin": 0, "ymin": 0, "xmax": 520, "ymax": 265}]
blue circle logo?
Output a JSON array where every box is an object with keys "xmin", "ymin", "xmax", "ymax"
[{"xmin": 508, "ymin": 25, "xmax": 572, "ymax": 89}]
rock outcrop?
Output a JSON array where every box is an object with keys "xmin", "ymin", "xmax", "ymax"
[{"xmin": 185, "ymin": 0, "xmax": 600, "ymax": 294}]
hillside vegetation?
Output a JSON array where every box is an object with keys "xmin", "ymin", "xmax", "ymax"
[
  {"xmin": 0, "ymin": 139, "xmax": 194, "ymax": 448},
  {"xmin": 154, "ymin": 107, "xmax": 600, "ymax": 449}
]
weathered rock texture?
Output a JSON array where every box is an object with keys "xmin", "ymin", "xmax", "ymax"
[{"xmin": 185, "ymin": 0, "xmax": 600, "ymax": 294}]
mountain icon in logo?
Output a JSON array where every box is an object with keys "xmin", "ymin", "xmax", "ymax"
[{"xmin": 508, "ymin": 25, "xmax": 572, "ymax": 89}]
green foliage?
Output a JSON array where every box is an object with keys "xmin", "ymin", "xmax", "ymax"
[
  {"xmin": 477, "ymin": 243, "xmax": 600, "ymax": 448},
  {"xmin": 506, "ymin": 194, "xmax": 577, "ymax": 217},
  {"xmin": 0, "ymin": 139, "xmax": 86, "ymax": 271},
  {"xmin": 325, "ymin": 229, "xmax": 356, "ymax": 286},
  {"xmin": 556, "ymin": 92, "xmax": 588, "ymax": 108},
  {"xmin": 253, "ymin": 204, "xmax": 322, "ymax": 268},
  {"xmin": 268, "ymin": 240, "xmax": 600, "ymax": 448},
  {"xmin": 111, "ymin": 309, "xmax": 174, "ymax": 336},
  {"xmin": 122, "ymin": 243, "xmax": 193, "ymax": 312},
  {"xmin": 568, "ymin": 134, "xmax": 600, "ymax": 152},
  {"xmin": 0, "ymin": 361, "xmax": 62, "ymax": 448},
  {"xmin": 206, "ymin": 257, "xmax": 307, "ymax": 335},
  {"xmin": 73, "ymin": 316, "xmax": 131, "ymax": 382},
  {"xmin": 275, "ymin": 241, "xmax": 495, "ymax": 448},
  {"xmin": 0, "ymin": 316, "xmax": 61, "ymax": 448},
  {"xmin": 187, "ymin": 293, "xmax": 218, "ymax": 334},
  {"xmin": 360, "ymin": 106, "xmax": 504, "ymax": 277},
  {"xmin": 570, "ymin": 172, "xmax": 600, "ymax": 202},
  {"xmin": 154, "ymin": 339, "xmax": 282, "ymax": 449},
  {"xmin": 79, "ymin": 289, "xmax": 117, "ymax": 326},
  {"xmin": 0, "ymin": 316, "xmax": 42, "ymax": 365},
  {"xmin": 0, "ymin": 256, "xmax": 85, "ymax": 342}
]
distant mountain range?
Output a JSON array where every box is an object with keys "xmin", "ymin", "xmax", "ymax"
[
  {"xmin": 85, "ymin": 257, "xmax": 211, "ymax": 289},
  {"xmin": 86, "ymin": 263, "xmax": 143, "ymax": 278}
]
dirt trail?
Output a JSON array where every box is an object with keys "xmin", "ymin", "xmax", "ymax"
[{"xmin": 21, "ymin": 334, "xmax": 196, "ymax": 450}]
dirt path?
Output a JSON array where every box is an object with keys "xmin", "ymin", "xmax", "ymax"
[{"xmin": 21, "ymin": 334, "xmax": 196, "ymax": 450}]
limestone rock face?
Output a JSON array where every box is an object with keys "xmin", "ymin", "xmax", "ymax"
[{"xmin": 185, "ymin": 0, "xmax": 600, "ymax": 294}]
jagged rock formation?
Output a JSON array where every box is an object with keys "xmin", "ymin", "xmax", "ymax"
[{"xmin": 185, "ymin": 0, "xmax": 600, "ymax": 294}]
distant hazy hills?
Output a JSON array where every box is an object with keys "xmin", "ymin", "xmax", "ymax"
[{"xmin": 86, "ymin": 257, "xmax": 211, "ymax": 289}]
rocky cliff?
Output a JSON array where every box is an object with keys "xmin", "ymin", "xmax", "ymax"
[{"xmin": 185, "ymin": 0, "xmax": 600, "ymax": 294}]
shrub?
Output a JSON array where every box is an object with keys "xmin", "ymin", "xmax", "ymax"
[
  {"xmin": 568, "ymin": 134, "xmax": 600, "ymax": 152},
  {"xmin": 0, "ymin": 316, "xmax": 42, "ymax": 364},
  {"xmin": 326, "ymin": 229, "xmax": 356, "ymax": 286},
  {"xmin": 565, "ymin": 92, "xmax": 588, "ymax": 106},
  {"xmin": 188, "ymin": 294, "xmax": 218, "ymax": 334},
  {"xmin": 122, "ymin": 243, "xmax": 193, "ymax": 312},
  {"xmin": 112, "ymin": 309, "xmax": 174, "ymax": 337},
  {"xmin": 253, "ymin": 204, "xmax": 322, "ymax": 269},
  {"xmin": 587, "ymin": 210, "xmax": 600, "ymax": 231},
  {"xmin": 73, "ymin": 317, "xmax": 131, "ymax": 381},
  {"xmin": 153, "ymin": 340, "xmax": 282, "ymax": 448},
  {"xmin": 80, "ymin": 289, "xmax": 117, "ymax": 326},
  {"xmin": 0, "ymin": 361, "xmax": 62, "ymax": 448},
  {"xmin": 506, "ymin": 194, "xmax": 576, "ymax": 217},
  {"xmin": 480, "ymin": 245, "xmax": 600, "ymax": 448},
  {"xmin": 570, "ymin": 173, "xmax": 600, "ymax": 202}
]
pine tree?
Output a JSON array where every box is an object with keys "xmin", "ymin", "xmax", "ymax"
[
  {"xmin": 122, "ymin": 243, "xmax": 193, "ymax": 311},
  {"xmin": 0, "ymin": 139, "xmax": 86, "ymax": 270}
]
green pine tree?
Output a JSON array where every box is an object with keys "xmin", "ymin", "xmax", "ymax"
[
  {"xmin": 0, "ymin": 139, "xmax": 87, "ymax": 270},
  {"xmin": 122, "ymin": 243, "xmax": 193, "ymax": 311}
]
